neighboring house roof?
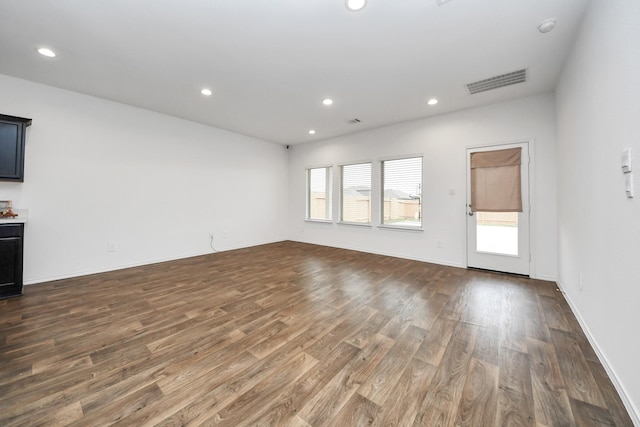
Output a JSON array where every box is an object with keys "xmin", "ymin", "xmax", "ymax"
[
  {"xmin": 343, "ymin": 187, "xmax": 417, "ymax": 200},
  {"xmin": 383, "ymin": 189, "xmax": 413, "ymax": 200},
  {"xmin": 344, "ymin": 186, "xmax": 371, "ymax": 197}
]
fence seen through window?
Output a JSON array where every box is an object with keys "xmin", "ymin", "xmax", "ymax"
[
  {"xmin": 341, "ymin": 163, "xmax": 372, "ymax": 224},
  {"xmin": 307, "ymin": 166, "xmax": 332, "ymax": 221},
  {"xmin": 382, "ymin": 157, "xmax": 422, "ymax": 228}
]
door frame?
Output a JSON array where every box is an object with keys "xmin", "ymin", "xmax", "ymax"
[{"xmin": 465, "ymin": 140, "xmax": 536, "ymax": 276}]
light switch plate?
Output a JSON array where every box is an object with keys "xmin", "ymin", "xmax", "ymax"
[
  {"xmin": 625, "ymin": 173, "xmax": 634, "ymax": 198},
  {"xmin": 621, "ymin": 148, "xmax": 632, "ymax": 173}
]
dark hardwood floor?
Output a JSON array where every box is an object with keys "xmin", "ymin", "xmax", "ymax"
[{"xmin": 0, "ymin": 241, "xmax": 634, "ymax": 426}]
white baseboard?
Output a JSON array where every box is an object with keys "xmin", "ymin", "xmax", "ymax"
[
  {"xmin": 531, "ymin": 273, "xmax": 557, "ymax": 282},
  {"xmin": 24, "ymin": 238, "xmax": 283, "ymax": 286},
  {"xmin": 24, "ymin": 250, "xmax": 213, "ymax": 285},
  {"xmin": 288, "ymin": 238, "xmax": 466, "ymax": 270},
  {"xmin": 556, "ymin": 280, "xmax": 640, "ymax": 426}
]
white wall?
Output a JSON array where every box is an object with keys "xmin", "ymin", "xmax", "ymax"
[
  {"xmin": 0, "ymin": 74, "xmax": 288, "ymax": 284},
  {"xmin": 556, "ymin": 0, "xmax": 640, "ymax": 422},
  {"xmin": 288, "ymin": 93, "xmax": 558, "ymax": 280}
]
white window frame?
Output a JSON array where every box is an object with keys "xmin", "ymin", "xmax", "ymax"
[
  {"xmin": 306, "ymin": 165, "xmax": 333, "ymax": 222},
  {"xmin": 339, "ymin": 161, "xmax": 373, "ymax": 226},
  {"xmin": 379, "ymin": 155, "xmax": 424, "ymax": 231}
]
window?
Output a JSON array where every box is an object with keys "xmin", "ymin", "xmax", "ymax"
[
  {"xmin": 381, "ymin": 157, "xmax": 422, "ymax": 228},
  {"xmin": 306, "ymin": 166, "xmax": 332, "ymax": 221},
  {"xmin": 340, "ymin": 162, "xmax": 372, "ymax": 224}
]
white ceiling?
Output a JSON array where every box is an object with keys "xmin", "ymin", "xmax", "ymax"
[{"xmin": 0, "ymin": 0, "xmax": 589, "ymax": 145}]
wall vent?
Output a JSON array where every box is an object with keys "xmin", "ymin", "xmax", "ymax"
[{"xmin": 466, "ymin": 69, "xmax": 527, "ymax": 95}]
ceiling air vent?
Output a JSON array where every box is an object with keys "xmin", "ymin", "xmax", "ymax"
[
  {"xmin": 466, "ymin": 69, "xmax": 527, "ymax": 95},
  {"xmin": 349, "ymin": 118, "xmax": 362, "ymax": 124}
]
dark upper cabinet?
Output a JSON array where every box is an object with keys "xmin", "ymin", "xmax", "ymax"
[{"xmin": 0, "ymin": 114, "xmax": 32, "ymax": 182}]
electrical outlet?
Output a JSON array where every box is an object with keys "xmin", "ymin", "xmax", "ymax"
[
  {"xmin": 209, "ymin": 232, "xmax": 215, "ymax": 238},
  {"xmin": 436, "ymin": 240, "xmax": 443, "ymax": 248},
  {"xmin": 578, "ymin": 274, "xmax": 583, "ymax": 292},
  {"xmin": 108, "ymin": 241, "xmax": 117, "ymax": 252}
]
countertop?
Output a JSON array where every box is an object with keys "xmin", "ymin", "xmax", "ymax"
[
  {"xmin": 0, "ymin": 218, "xmax": 27, "ymax": 224},
  {"xmin": 0, "ymin": 209, "xmax": 28, "ymax": 224}
]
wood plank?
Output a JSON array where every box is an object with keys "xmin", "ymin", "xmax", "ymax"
[
  {"xmin": 111, "ymin": 351, "xmax": 260, "ymax": 427},
  {"xmin": 472, "ymin": 325, "xmax": 500, "ymax": 366},
  {"xmin": 550, "ymin": 328, "xmax": 607, "ymax": 407},
  {"xmin": 73, "ymin": 382, "xmax": 164, "ymax": 426},
  {"xmin": 235, "ymin": 342, "xmax": 360, "ymax": 426},
  {"xmin": 569, "ymin": 398, "xmax": 616, "ymax": 427},
  {"xmin": 29, "ymin": 401, "xmax": 84, "ymax": 427},
  {"xmin": 343, "ymin": 310, "xmax": 390, "ymax": 349},
  {"xmin": 200, "ymin": 351, "xmax": 318, "ymax": 426},
  {"xmin": 524, "ymin": 294, "xmax": 551, "ymax": 343},
  {"xmin": 281, "ymin": 415, "xmax": 312, "ymax": 427},
  {"xmin": 372, "ymin": 357, "xmax": 436, "ymax": 426},
  {"xmin": 358, "ymin": 325, "xmax": 427, "ymax": 405},
  {"xmin": 413, "ymin": 321, "xmax": 478, "ymax": 426},
  {"xmin": 496, "ymin": 348, "xmax": 536, "ymax": 427},
  {"xmin": 330, "ymin": 393, "xmax": 381, "ymax": 427},
  {"xmin": 539, "ymin": 295, "xmax": 572, "ymax": 332},
  {"xmin": 414, "ymin": 317, "xmax": 458, "ymax": 366},
  {"xmin": 298, "ymin": 333, "xmax": 395, "ymax": 426},
  {"xmin": 527, "ymin": 338, "xmax": 575, "ymax": 427},
  {"xmin": 587, "ymin": 360, "xmax": 635, "ymax": 427},
  {"xmin": 149, "ymin": 317, "xmax": 341, "ymax": 426},
  {"xmin": 305, "ymin": 305, "xmax": 378, "ymax": 361},
  {"xmin": 455, "ymin": 357, "xmax": 499, "ymax": 427}
]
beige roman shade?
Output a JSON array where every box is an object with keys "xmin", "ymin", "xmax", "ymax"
[{"xmin": 470, "ymin": 147, "xmax": 522, "ymax": 212}]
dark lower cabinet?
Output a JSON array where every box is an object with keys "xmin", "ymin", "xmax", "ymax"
[{"xmin": 0, "ymin": 223, "xmax": 24, "ymax": 299}]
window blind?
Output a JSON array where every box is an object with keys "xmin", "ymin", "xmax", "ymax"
[
  {"xmin": 341, "ymin": 163, "xmax": 371, "ymax": 223},
  {"xmin": 382, "ymin": 157, "xmax": 422, "ymax": 227},
  {"xmin": 470, "ymin": 148, "xmax": 522, "ymax": 212},
  {"xmin": 307, "ymin": 166, "xmax": 332, "ymax": 220}
]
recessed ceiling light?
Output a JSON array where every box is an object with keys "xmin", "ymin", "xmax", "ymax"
[
  {"xmin": 309, "ymin": 130, "xmax": 316, "ymax": 135},
  {"xmin": 201, "ymin": 88, "xmax": 212, "ymax": 96},
  {"xmin": 345, "ymin": 0, "xmax": 367, "ymax": 11},
  {"xmin": 322, "ymin": 98, "xmax": 334, "ymax": 106},
  {"xmin": 37, "ymin": 47, "xmax": 56, "ymax": 58},
  {"xmin": 427, "ymin": 98, "xmax": 438, "ymax": 106},
  {"xmin": 538, "ymin": 19, "xmax": 556, "ymax": 33}
]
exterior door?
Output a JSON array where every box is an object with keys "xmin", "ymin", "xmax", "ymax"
[{"xmin": 466, "ymin": 142, "xmax": 530, "ymax": 275}]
